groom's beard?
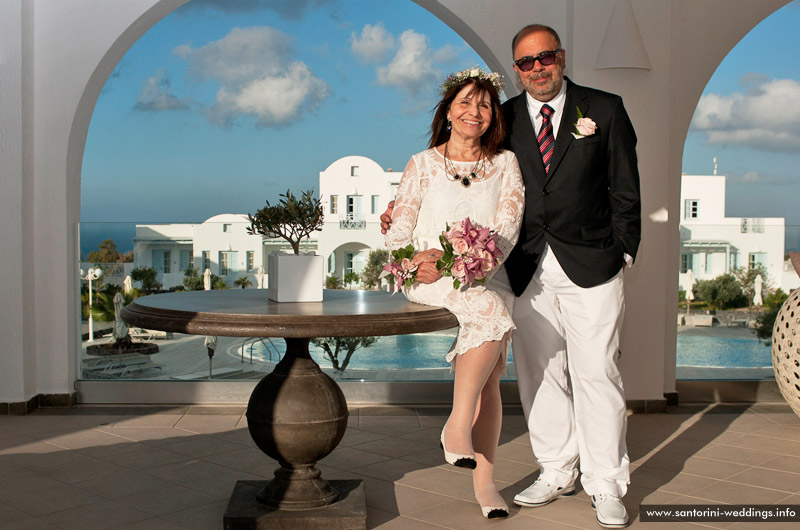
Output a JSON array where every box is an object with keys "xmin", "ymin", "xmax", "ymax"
[{"xmin": 520, "ymin": 71, "xmax": 563, "ymax": 102}]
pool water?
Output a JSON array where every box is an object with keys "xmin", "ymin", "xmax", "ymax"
[
  {"xmin": 241, "ymin": 333, "xmax": 770, "ymax": 372},
  {"xmin": 676, "ymin": 335, "xmax": 771, "ymax": 368},
  {"xmin": 242, "ymin": 333, "xmax": 466, "ymax": 370}
]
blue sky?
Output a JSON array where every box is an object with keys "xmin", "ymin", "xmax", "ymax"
[{"xmin": 82, "ymin": 0, "xmax": 800, "ymax": 231}]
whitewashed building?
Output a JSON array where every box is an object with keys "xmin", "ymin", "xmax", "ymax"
[
  {"xmin": 317, "ymin": 156, "xmax": 400, "ymax": 282},
  {"xmin": 132, "ymin": 223, "xmax": 195, "ymax": 288},
  {"xmin": 678, "ymin": 174, "xmax": 795, "ymax": 293},
  {"xmin": 132, "ymin": 156, "xmax": 397, "ymax": 289}
]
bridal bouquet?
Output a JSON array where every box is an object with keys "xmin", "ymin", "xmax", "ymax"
[
  {"xmin": 381, "ymin": 244, "xmax": 419, "ymax": 289},
  {"xmin": 382, "ymin": 218, "xmax": 502, "ymax": 290},
  {"xmin": 437, "ymin": 218, "xmax": 503, "ymax": 289}
]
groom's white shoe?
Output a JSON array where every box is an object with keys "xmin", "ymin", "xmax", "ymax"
[
  {"xmin": 513, "ymin": 479, "xmax": 576, "ymax": 507},
  {"xmin": 591, "ymin": 494, "xmax": 629, "ymax": 528}
]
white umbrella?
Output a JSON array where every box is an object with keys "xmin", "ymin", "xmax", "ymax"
[
  {"xmin": 112, "ymin": 292, "xmax": 129, "ymax": 341},
  {"xmin": 257, "ymin": 266, "xmax": 266, "ymax": 289},
  {"xmin": 203, "ymin": 268, "xmax": 212, "ymax": 290},
  {"xmin": 753, "ymin": 274, "xmax": 763, "ymax": 306},
  {"xmin": 123, "ymin": 275, "xmax": 133, "ymax": 295},
  {"xmin": 204, "ymin": 335, "xmax": 218, "ymax": 378},
  {"xmin": 685, "ymin": 269, "xmax": 695, "ymax": 301}
]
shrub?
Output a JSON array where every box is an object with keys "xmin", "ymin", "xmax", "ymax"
[
  {"xmin": 754, "ymin": 289, "xmax": 790, "ymax": 343},
  {"xmin": 343, "ymin": 271, "xmax": 360, "ymax": 288},
  {"xmin": 694, "ymin": 273, "xmax": 747, "ymax": 310},
  {"xmin": 361, "ymin": 249, "xmax": 390, "ymax": 290},
  {"xmin": 130, "ymin": 266, "xmax": 162, "ymax": 292}
]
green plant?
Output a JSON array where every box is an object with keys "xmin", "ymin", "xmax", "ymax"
[
  {"xmin": 754, "ymin": 289, "xmax": 790, "ymax": 343},
  {"xmin": 361, "ymin": 249, "xmax": 390, "ymax": 290},
  {"xmin": 311, "ymin": 336, "xmax": 378, "ymax": 372},
  {"xmin": 247, "ymin": 189, "xmax": 324, "ymax": 254},
  {"xmin": 87, "ymin": 284, "xmax": 137, "ymax": 322},
  {"xmin": 325, "ymin": 275, "xmax": 342, "ymax": 289},
  {"xmin": 343, "ymin": 271, "xmax": 360, "ymax": 288},
  {"xmin": 183, "ymin": 264, "xmax": 222, "ymax": 291},
  {"xmin": 130, "ymin": 266, "xmax": 162, "ymax": 292},
  {"xmin": 234, "ymin": 276, "xmax": 253, "ymax": 289},
  {"xmin": 182, "ymin": 264, "xmax": 204, "ymax": 291},
  {"xmin": 694, "ymin": 274, "xmax": 747, "ymax": 310}
]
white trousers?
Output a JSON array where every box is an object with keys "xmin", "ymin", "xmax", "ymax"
[{"xmin": 512, "ymin": 246, "xmax": 629, "ymax": 496}]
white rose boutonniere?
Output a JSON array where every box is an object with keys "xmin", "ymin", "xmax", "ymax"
[{"xmin": 572, "ymin": 106, "xmax": 597, "ymax": 139}]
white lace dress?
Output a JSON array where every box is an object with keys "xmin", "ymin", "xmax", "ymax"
[{"xmin": 385, "ymin": 147, "xmax": 525, "ymax": 367}]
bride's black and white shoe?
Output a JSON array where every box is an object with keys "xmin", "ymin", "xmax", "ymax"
[
  {"xmin": 480, "ymin": 505, "xmax": 509, "ymax": 519},
  {"xmin": 439, "ymin": 428, "xmax": 476, "ymax": 469},
  {"xmin": 475, "ymin": 484, "xmax": 509, "ymax": 519}
]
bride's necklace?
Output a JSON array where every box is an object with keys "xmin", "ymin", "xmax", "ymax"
[{"xmin": 443, "ymin": 142, "xmax": 486, "ymax": 188}]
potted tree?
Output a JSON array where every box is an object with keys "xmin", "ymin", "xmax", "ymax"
[{"xmin": 248, "ymin": 189, "xmax": 325, "ymax": 302}]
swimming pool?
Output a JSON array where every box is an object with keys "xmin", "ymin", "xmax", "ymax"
[
  {"xmin": 676, "ymin": 335, "xmax": 771, "ymax": 368},
  {"xmin": 238, "ymin": 333, "xmax": 769, "ymax": 372},
  {"xmin": 238, "ymin": 333, "xmax": 483, "ymax": 370}
]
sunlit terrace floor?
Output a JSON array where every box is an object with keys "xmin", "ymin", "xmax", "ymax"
[{"xmin": 2, "ymin": 403, "xmax": 799, "ymax": 529}]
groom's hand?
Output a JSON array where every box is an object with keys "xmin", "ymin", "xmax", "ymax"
[{"xmin": 380, "ymin": 200, "xmax": 395, "ymax": 234}]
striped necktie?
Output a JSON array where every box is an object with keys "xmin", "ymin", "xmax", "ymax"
[{"xmin": 538, "ymin": 104, "xmax": 555, "ymax": 173}]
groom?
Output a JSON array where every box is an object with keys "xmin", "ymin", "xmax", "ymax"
[{"xmin": 503, "ymin": 24, "xmax": 640, "ymax": 528}]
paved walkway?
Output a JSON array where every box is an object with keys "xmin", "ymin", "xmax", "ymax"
[{"xmin": 1, "ymin": 403, "xmax": 799, "ymax": 529}]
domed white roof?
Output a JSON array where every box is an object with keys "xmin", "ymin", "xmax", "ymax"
[
  {"xmin": 321, "ymin": 155, "xmax": 385, "ymax": 174},
  {"xmin": 202, "ymin": 213, "xmax": 249, "ymax": 224}
]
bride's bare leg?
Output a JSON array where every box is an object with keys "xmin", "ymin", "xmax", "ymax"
[
  {"xmin": 472, "ymin": 353, "xmax": 507, "ymax": 510},
  {"xmin": 444, "ymin": 340, "xmax": 502, "ymax": 458}
]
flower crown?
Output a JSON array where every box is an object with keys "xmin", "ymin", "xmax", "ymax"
[{"xmin": 438, "ymin": 67, "xmax": 504, "ymax": 96}]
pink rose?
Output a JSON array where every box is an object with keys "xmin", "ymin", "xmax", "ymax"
[
  {"xmin": 575, "ymin": 117, "xmax": 597, "ymax": 137},
  {"xmin": 478, "ymin": 250, "xmax": 494, "ymax": 272},
  {"xmin": 451, "ymin": 258, "xmax": 467, "ymax": 279},
  {"xmin": 452, "ymin": 237, "xmax": 471, "ymax": 255}
]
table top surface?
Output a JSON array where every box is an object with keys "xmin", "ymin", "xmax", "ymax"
[{"xmin": 121, "ymin": 289, "xmax": 457, "ymax": 338}]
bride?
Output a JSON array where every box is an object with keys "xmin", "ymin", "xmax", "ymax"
[{"xmin": 384, "ymin": 68, "xmax": 524, "ymax": 519}]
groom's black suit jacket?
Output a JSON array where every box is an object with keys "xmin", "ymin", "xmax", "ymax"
[{"xmin": 502, "ymin": 78, "xmax": 641, "ymax": 295}]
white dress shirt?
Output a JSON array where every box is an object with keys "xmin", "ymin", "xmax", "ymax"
[{"xmin": 525, "ymin": 82, "xmax": 567, "ymax": 139}]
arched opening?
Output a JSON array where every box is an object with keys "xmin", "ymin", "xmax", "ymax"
[
  {"xmin": 74, "ymin": 0, "xmax": 498, "ymax": 397},
  {"xmin": 676, "ymin": 1, "xmax": 800, "ymax": 382}
]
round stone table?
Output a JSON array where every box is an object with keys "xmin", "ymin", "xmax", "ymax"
[{"xmin": 122, "ymin": 289, "xmax": 457, "ymax": 529}]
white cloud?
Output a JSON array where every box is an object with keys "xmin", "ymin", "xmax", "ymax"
[
  {"xmin": 211, "ymin": 62, "xmax": 329, "ymax": 127},
  {"xmin": 134, "ymin": 70, "xmax": 189, "ymax": 111},
  {"xmin": 692, "ymin": 78, "xmax": 800, "ymax": 152},
  {"xmin": 376, "ymin": 30, "xmax": 441, "ymax": 96},
  {"xmin": 350, "ymin": 23, "xmax": 394, "ymax": 64},
  {"xmin": 172, "ymin": 44, "xmax": 192, "ymax": 60},
  {"xmin": 176, "ymin": 26, "xmax": 329, "ymax": 127}
]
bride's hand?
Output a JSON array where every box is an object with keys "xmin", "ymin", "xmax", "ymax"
[{"xmin": 411, "ymin": 250, "xmax": 443, "ymax": 284}]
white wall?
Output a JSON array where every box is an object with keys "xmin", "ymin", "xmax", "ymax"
[
  {"xmin": 0, "ymin": 0, "xmax": 792, "ymax": 405},
  {"xmin": 317, "ymin": 155, "xmax": 400, "ymax": 283}
]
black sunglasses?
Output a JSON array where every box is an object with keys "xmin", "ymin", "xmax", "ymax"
[{"xmin": 514, "ymin": 50, "xmax": 562, "ymax": 71}]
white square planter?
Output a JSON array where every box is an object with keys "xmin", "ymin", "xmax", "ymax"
[{"xmin": 267, "ymin": 253, "xmax": 324, "ymax": 302}]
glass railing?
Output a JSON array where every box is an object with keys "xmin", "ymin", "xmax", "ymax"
[
  {"xmin": 78, "ymin": 221, "xmax": 800, "ymax": 382},
  {"xmin": 77, "ymin": 221, "xmax": 513, "ymax": 382}
]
